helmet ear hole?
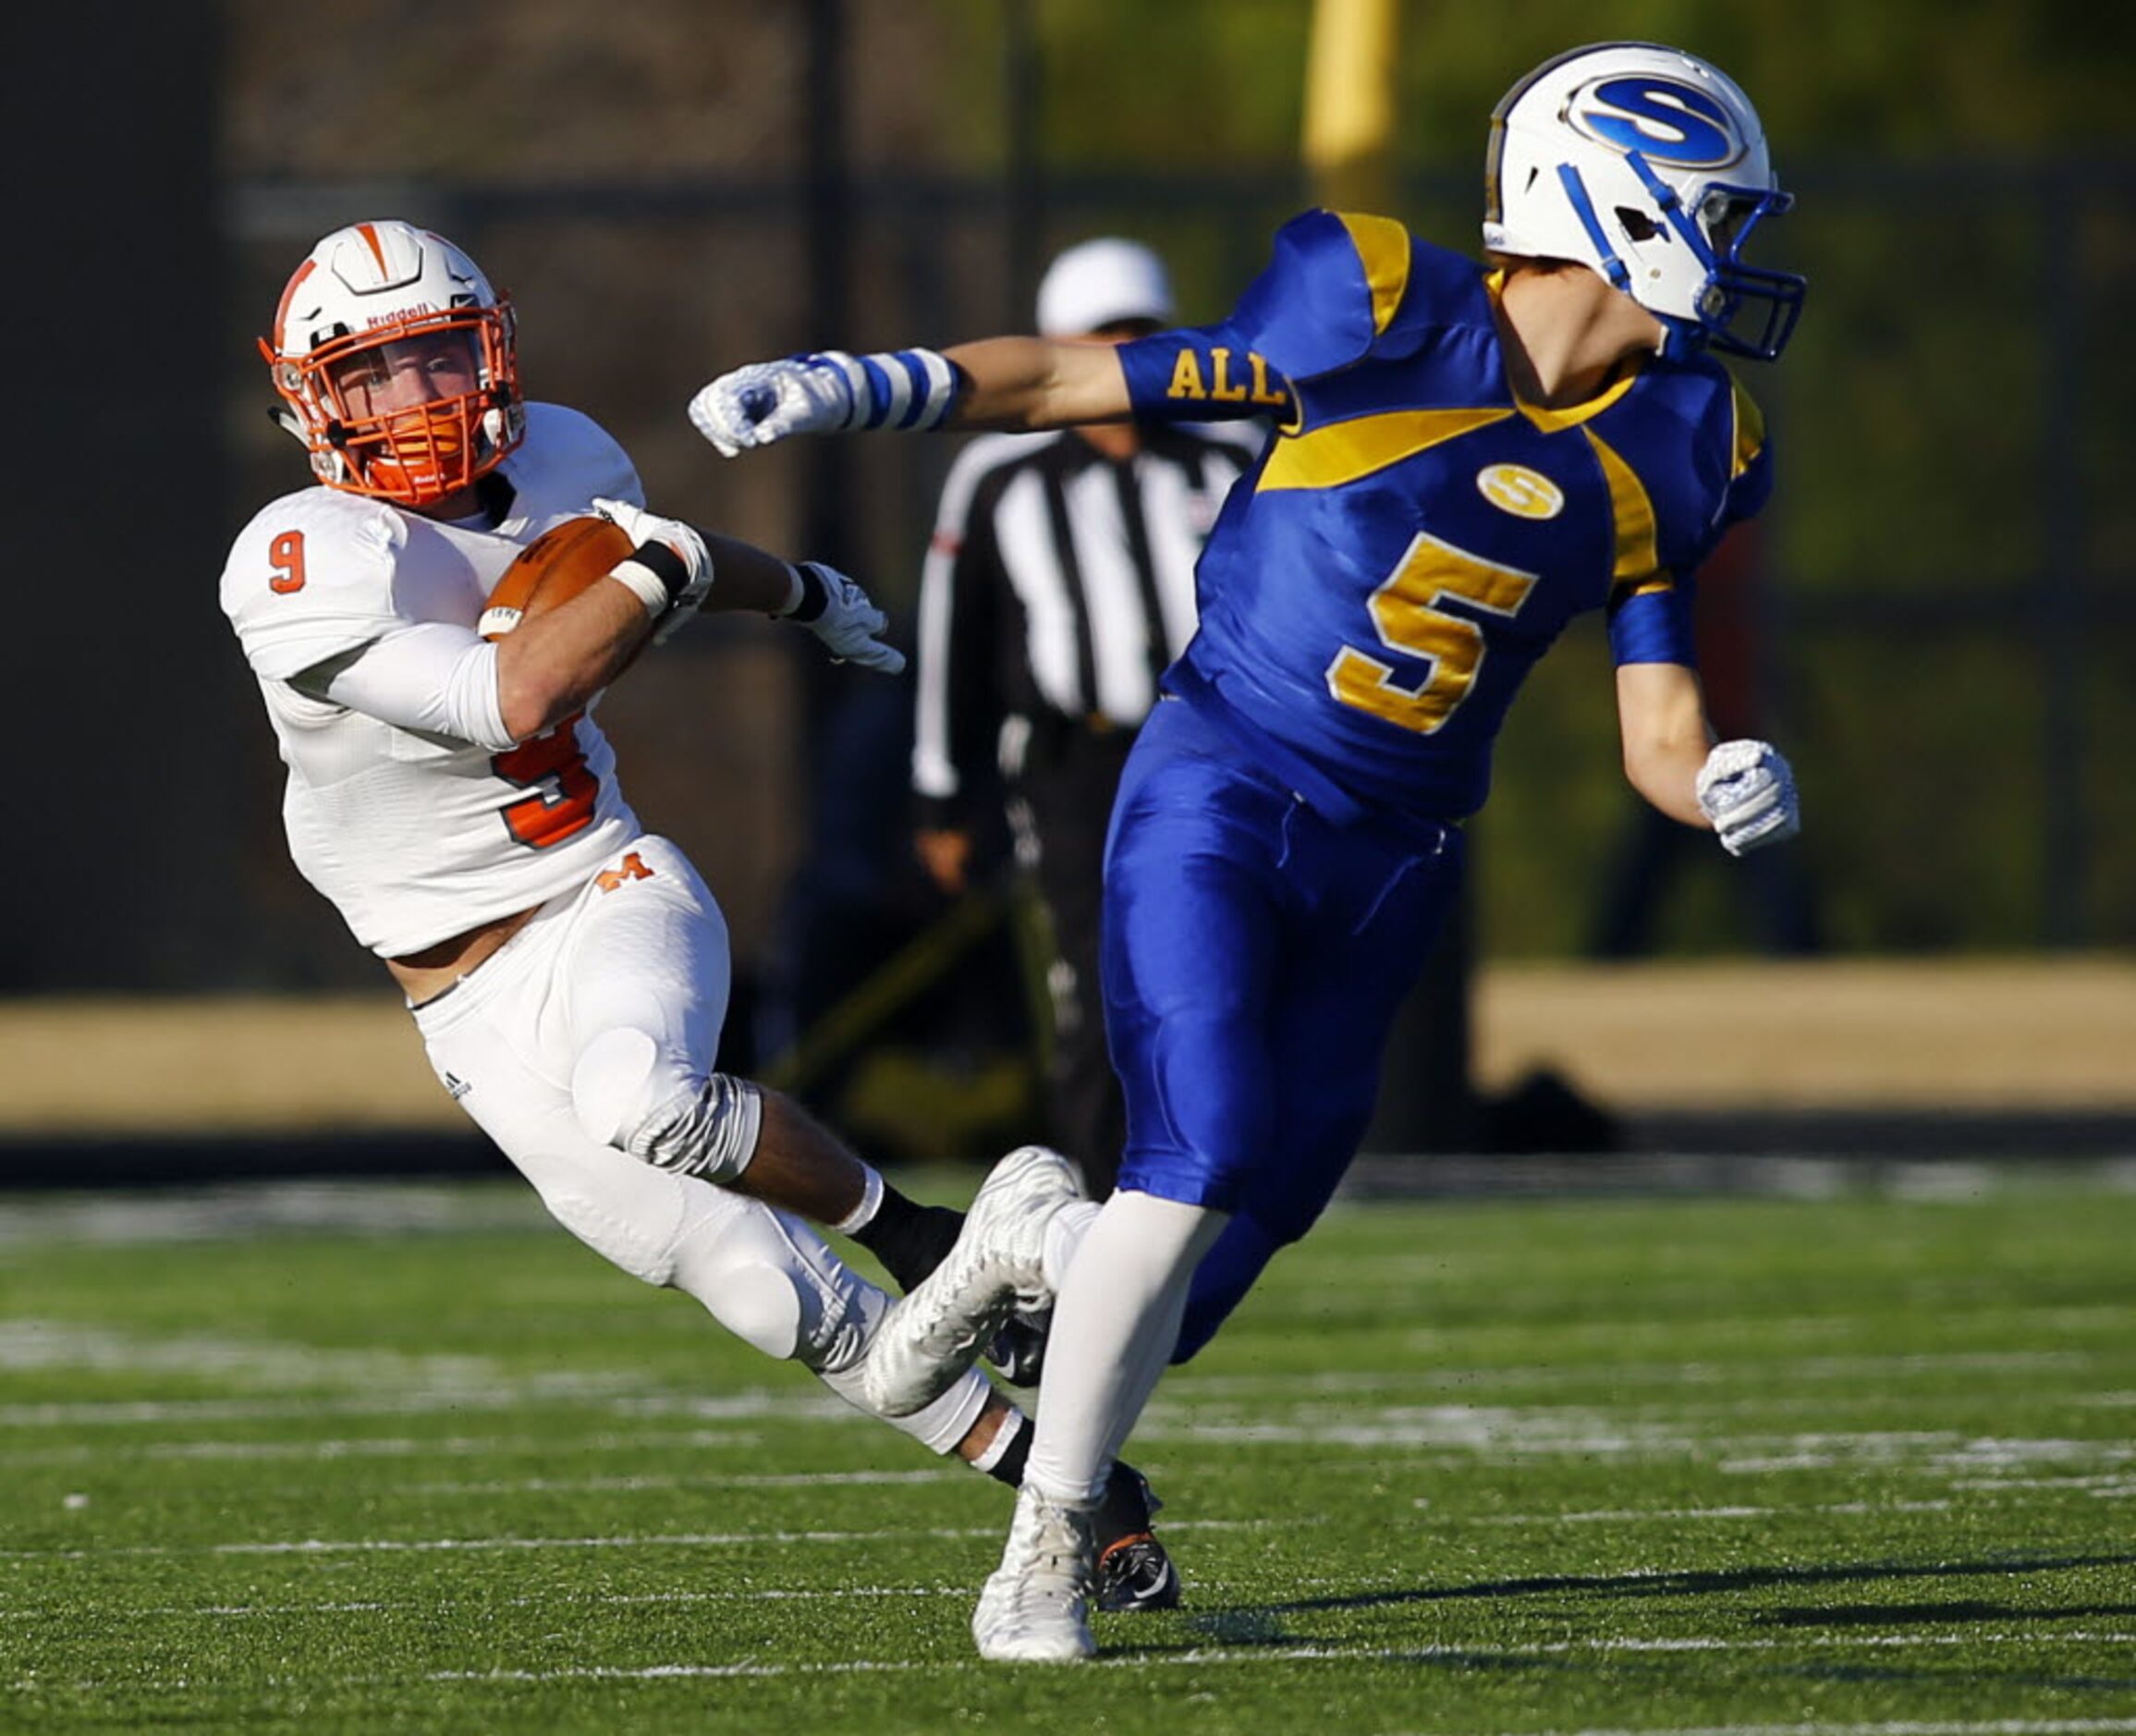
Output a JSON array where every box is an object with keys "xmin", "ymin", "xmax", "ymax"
[{"xmin": 1616, "ymin": 208, "xmax": 1664, "ymax": 243}]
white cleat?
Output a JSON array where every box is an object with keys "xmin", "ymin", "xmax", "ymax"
[
  {"xmin": 973, "ymin": 1485, "xmax": 1096, "ymax": 1663},
  {"xmin": 861, "ymin": 1144, "xmax": 1082, "ymax": 1418}
]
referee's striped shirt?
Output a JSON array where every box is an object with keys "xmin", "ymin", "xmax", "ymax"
[{"xmin": 911, "ymin": 424, "xmax": 1259, "ymax": 824}]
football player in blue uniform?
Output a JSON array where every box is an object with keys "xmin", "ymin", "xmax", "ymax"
[{"xmin": 690, "ymin": 41, "xmax": 1805, "ymax": 1662}]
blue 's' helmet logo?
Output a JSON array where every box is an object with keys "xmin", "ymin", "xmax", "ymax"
[{"xmin": 1567, "ymin": 77, "xmax": 1742, "ymax": 168}]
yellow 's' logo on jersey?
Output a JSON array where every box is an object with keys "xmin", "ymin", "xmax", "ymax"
[{"xmin": 1476, "ymin": 463, "xmax": 1563, "ymax": 520}]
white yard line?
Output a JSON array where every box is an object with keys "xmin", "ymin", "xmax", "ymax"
[
  {"xmin": 28, "ymin": 1591, "xmax": 2136, "ymax": 1641},
  {"xmin": 0, "ymin": 1517, "xmax": 1256, "ymax": 1564},
  {"xmin": 0, "ymin": 1388, "xmax": 854, "ymax": 1428},
  {"xmin": 1453, "ymin": 1498, "xmax": 1956, "ymax": 1523},
  {"xmin": 1550, "ymin": 1725, "xmax": 2136, "ymax": 1736},
  {"xmin": 0, "ymin": 1182, "xmax": 550, "ymax": 1245},
  {"xmin": 1173, "ymin": 1348, "xmax": 2097, "ymax": 1400},
  {"xmin": 404, "ymin": 1648, "xmax": 2136, "ymax": 1689},
  {"xmin": 0, "ymin": 1526, "xmax": 1007, "ymax": 1561},
  {"xmin": 17, "ymin": 1632, "xmax": 2136, "ymax": 1706},
  {"xmin": 390, "ymin": 1469, "xmax": 959, "ymax": 1497},
  {"xmin": 0, "ymin": 1430, "xmax": 764, "ymax": 1467},
  {"xmin": 9, "ymin": 1401, "xmax": 2131, "ymax": 1483},
  {"xmin": 12, "ymin": 1587, "xmax": 977, "ymax": 1620}
]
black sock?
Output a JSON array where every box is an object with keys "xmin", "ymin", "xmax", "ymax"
[
  {"xmin": 848, "ymin": 1186, "xmax": 964, "ymax": 1292},
  {"xmin": 1092, "ymin": 1461, "xmax": 1154, "ymax": 1546},
  {"xmin": 982, "ymin": 1420, "xmax": 1033, "ymax": 1489}
]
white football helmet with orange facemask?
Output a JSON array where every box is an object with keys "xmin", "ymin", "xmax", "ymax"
[
  {"xmin": 1483, "ymin": 42, "xmax": 1805, "ymax": 362},
  {"xmin": 262, "ymin": 220, "xmax": 526, "ymax": 508}
]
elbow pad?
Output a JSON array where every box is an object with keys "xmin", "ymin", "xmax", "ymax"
[{"xmin": 307, "ymin": 621, "xmax": 513, "ymax": 751}]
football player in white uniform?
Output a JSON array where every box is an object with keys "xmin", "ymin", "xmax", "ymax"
[{"xmin": 218, "ymin": 221, "xmax": 1176, "ymax": 1571}]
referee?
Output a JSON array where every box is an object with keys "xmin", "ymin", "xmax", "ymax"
[{"xmin": 910, "ymin": 238, "xmax": 1260, "ymax": 1197}]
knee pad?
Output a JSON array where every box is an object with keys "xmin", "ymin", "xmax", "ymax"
[
  {"xmin": 572, "ymin": 1029, "xmax": 764, "ymax": 1183},
  {"xmin": 667, "ymin": 1191, "xmax": 992, "ymax": 1454},
  {"xmin": 688, "ymin": 1248, "xmax": 807, "ymax": 1361},
  {"xmin": 668, "ymin": 1198, "xmax": 871, "ymax": 1369}
]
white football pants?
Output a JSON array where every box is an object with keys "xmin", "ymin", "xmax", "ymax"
[{"xmin": 412, "ymin": 832, "xmax": 986, "ymax": 1453}]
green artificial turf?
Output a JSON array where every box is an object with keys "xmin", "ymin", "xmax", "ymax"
[{"xmin": 3, "ymin": 1164, "xmax": 2133, "ymax": 1733}]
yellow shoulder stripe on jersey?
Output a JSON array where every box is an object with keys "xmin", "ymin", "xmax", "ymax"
[
  {"xmin": 1729, "ymin": 373, "xmax": 1766, "ymax": 480},
  {"xmin": 1258, "ymin": 407, "xmax": 1513, "ymax": 493},
  {"xmin": 1482, "ymin": 274, "xmax": 1642, "ymax": 432},
  {"xmin": 1584, "ymin": 429, "xmax": 1662, "ymax": 588},
  {"xmin": 1334, "ymin": 212, "xmax": 1411, "ymax": 336},
  {"xmin": 1515, "ymin": 370, "xmax": 1639, "ymax": 432}
]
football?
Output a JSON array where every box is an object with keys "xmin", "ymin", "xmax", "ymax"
[{"xmin": 479, "ymin": 515, "xmax": 636, "ymax": 641}]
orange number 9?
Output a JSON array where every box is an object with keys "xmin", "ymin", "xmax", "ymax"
[{"xmin": 268, "ymin": 530, "xmax": 307, "ymax": 594}]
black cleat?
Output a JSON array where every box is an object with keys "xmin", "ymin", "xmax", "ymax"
[
  {"xmin": 1091, "ymin": 1461, "xmax": 1183, "ymax": 1613},
  {"xmin": 1095, "ymin": 1532, "xmax": 1182, "ymax": 1613},
  {"xmin": 985, "ymin": 1305, "xmax": 1051, "ymax": 1387}
]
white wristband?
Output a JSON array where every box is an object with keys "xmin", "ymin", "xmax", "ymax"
[{"xmin": 605, "ymin": 558, "xmax": 672, "ymax": 619}]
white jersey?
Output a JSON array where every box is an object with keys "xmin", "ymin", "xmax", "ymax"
[{"xmin": 221, "ymin": 404, "xmax": 648, "ymax": 958}]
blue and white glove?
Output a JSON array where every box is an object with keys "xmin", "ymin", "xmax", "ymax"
[
  {"xmin": 592, "ymin": 497, "xmax": 714, "ymax": 644},
  {"xmin": 782, "ymin": 561, "xmax": 905, "ymax": 676},
  {"xmin": 689, "ymin": 349, "xmax": 959, "ymax": 456},
  {"xmin": 1695, "ymin": 739, "xmax": 1800, "ymax": 856}
]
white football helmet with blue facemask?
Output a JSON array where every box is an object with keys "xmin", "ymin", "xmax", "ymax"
[{"xmin": 1483, "ymin": 42, "xmax": 1805, "ymax": 361}]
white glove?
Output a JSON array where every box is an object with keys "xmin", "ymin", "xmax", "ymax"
[
  {"xmin": 785, "ymin": 562, "xmax": 905, "ymax": 676},
  {"xmin": 690, "ymin": 354, "xmax": 863, "ymax": 456},
  {"xmin": 1695, "ymin": 738, "xmax": 1800, "ymax": 856},
  {"xmin": 690, "ymin": 348, "xmax": 959, "ymax": 456},
  {"xmin": 591, "ymin": 497, "xmax": 713, "ymax": 643}
]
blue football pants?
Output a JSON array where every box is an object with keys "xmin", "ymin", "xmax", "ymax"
[{"xmin": 1099, "ymin": 699, "xmax": 1463, "ymax": 1363}]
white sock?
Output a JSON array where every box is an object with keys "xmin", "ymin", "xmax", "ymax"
[{"xmin": 1024, "ymin": 1190, "xmax": 1227, "ymax": 1506}]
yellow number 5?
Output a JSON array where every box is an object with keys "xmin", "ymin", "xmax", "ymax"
[{"xmin": 1324, "ymin": 529, "xmax": 1539, "ymax": 735}]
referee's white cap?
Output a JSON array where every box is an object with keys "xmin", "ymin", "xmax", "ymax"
[{"xmin": 1036, "ymin": 238, "xmax": 1176, "ymax": 337}]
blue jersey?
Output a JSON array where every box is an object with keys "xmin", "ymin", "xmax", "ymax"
[{"xmin": 1117, "ymin": 208, "xmax": 1772, "ymax": 823}]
